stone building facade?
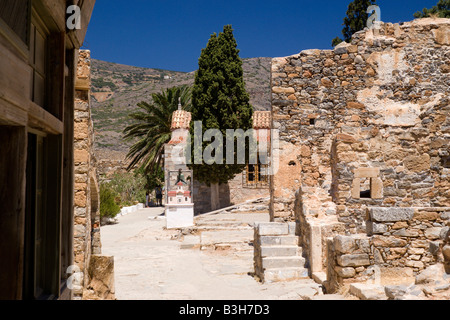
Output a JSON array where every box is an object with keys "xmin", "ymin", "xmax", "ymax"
[
  {"xmin": 73, "ymin": 50, "xmax": 115, "ymax": 300},
  {"xmin": 269, "ymin": 18, "xmax": 450, "ymax": 291},
  {"xmin": 0, "ymin": 0, "xmax": 96, "ymax": 300},
  {"xmin": 164, "ymin": 108, "xmax": 271, "ymax": 214},
  {"xmin": 193, "ymin": 111, "xmax": 271, "ymax": 214}
]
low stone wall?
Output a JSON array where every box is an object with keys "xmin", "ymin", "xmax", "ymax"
[
  {"xmin": 193, "ymin": 174, "xmax": 269, "ymax": 215},
  {"xmin": 326, "ymin": 207, "xmax": 450, "ymax": 293},
  {"xmin": 193, "ymin": 180, "xmax": 232, "ymax": 214},
  {"xmin": 294, "ymin": 189, "xmax": 346, "ymax": 274},
  {"xmin": 367, "ymin": 207, "xmax": 449, "ymax": 270},
  {"xmin": 326, "ymin": 234, "xmax": 373, "ymax": 293},
  {"xmin": 96, "ymin": 149, "xmax": 131, "ymax": 180}
]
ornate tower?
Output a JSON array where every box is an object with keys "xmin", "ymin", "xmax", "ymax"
[{"xmin": 164, "ymin": 99, "xmax": 194, "ymax": 229}]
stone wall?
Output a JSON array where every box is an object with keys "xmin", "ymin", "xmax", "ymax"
[
  {"xmin": 193, "ymin": 174, "xmax": 269, "ymax": 214},
  {"xmin": 74, "ymin": 50, "xmax": 115, "ymax": 300},
  {"xmin": 271, "ymin": 18, "xmax": 450, "ymax": 223},
  {"xmin": 326, "ymin": 207, "xmax": 450, "ymax": 293},
  {"xmin": 270, "ymin": 18, "xmax": 450, "ymax": 288},
  {"xmin": 96, "ymin": 149, "xmax": 131, "ymax": 180},
  {"xmin": 367, "ymin": 207, "xmax": 449, "ymax": 270}
]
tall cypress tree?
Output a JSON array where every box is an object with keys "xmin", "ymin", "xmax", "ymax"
[
  {"xmin": 189, "ymin": 25, "xmax": 253, "ymax": 210},
  {"xmin": 332, "ymin": 0, "xmax": 377, "ymax": 46}
]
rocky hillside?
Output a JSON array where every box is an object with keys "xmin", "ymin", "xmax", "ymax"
[{"xmin": 90, "ymin": 57, "xmax": 272, "ymax": 157}]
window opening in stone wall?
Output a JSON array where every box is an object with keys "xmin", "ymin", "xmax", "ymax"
[
  {"xmin": 310, "ymin": 118, "xmax": 316, "ymax": 126},
  {"xmin": 352, "ymin": 168, "xmax": 383, "ymax": 200},
  {"xmin": 360, "ymin": 177, "xmax": 371, "ymax": 199},
  {"xmin": 244, "ymin": 163, "xmax": 268, "ymax": 188},
  {"xmin": 442, "ymin": 156, "xmax": 450, "ymax": 169}
]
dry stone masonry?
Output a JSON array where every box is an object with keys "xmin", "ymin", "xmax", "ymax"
[
  {"xmin": 264, "ymin": 18, "xmax": 450, "ymax": 296},
  {"xmin": 74, "ymin": 50, "xmax": 115, "ymax": 300}
]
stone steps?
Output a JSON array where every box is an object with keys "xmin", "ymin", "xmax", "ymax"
[
  {"xmin": 262, "ymin": 256, "xmax": 306, "ymax": 269},
  {"xmin": 254, "ymin": 222, "xmax": 309, "ymax": 283},
  {"xmin": 195, "ymin": 220, "xmax": 251, "ymax": 227},
  {"xmin": 264, "ymin": 267, "xmax": 310, "ymax": 283},
  {"xmin": 196, "ymin": 225, "xmax": 253, "ymax": 232},
  {"xmin": 260, "ymin": 245, "xmax": 302, "ymax": 257},
  {"xmin": 259, "ymin": 235, "xmax": 299, "ymax": 246},
  {"xmin": 193, "ymin": 213, "xmax": 269, "ymax": 252}
]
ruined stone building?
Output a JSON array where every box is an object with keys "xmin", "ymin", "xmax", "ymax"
[
  {"xmin": 264, "ymin": 18, "xmax": 450, "ymax": 291},
  {"xmin": 193, "ymin": 110, "xmax": 272, "ymax": 214},
  {"xmin": 0, "ymin": 0, "xmax": 99, "ymax": 300}
]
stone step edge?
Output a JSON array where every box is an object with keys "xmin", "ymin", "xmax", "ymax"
[
  {"xmin": 196, "ymin": 226, "xmax": 253, "ymax": 231},
  {"xmin": 262, "ymin": 256, "xmax": 305, "ymax": 261},
  {"xmin": 262, "ymin": 256, "xmax": 306, "ymax": 269},
  {"xmin": 259, "ymin": 245, "xmax": 303, "ymax": 255},
  {"xmin": 256, "ymin": 222, "xmax": 296, "ymax": 236},
  {"xmin": 258, "ymin": 235, "xmax": 299, "ymax": 238},
  {"xmin": 263, "ymin": 266, "xmax": 308, "ymax": 271},
  {"xmin": 262, "ymin": 267, "xmax": 311, "ymax": 281},
  {"xmin": 260, "ymin": 245, "xmax": 302, "ymax": 249},
  {"xmin": 257, "ymin": 236, "xmax": 299, "ymax": 246}
]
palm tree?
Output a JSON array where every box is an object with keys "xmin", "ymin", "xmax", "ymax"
[{"xmin": 123, "ymin": 85, "xmax": 191, "ymax": 174}]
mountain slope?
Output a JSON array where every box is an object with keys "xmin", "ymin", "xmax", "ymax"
[{"xmin": 90, "ymin": 57, "xmax": 272, "ymax": 156}]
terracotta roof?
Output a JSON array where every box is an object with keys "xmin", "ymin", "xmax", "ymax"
[
  {"xmin": 170, "ymin": 110, "xmax": 271, "ymax": 132},
  {"xmin": 171, "ymin": 110, "xmax": 191, "ymax": 131},
  {"xmin": 168, "ymin": 135, "xmax": 187, "ymax": 145},
  {"xmin": 253, "ymin": 111, "xmax": 271, "ymax": 129}
]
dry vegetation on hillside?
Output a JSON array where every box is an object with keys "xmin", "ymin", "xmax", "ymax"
[{"xmin": 90, "ymin": 57, "xmax": 272, "ymax": 156}]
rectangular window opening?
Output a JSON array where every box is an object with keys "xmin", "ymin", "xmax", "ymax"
[
  {"xmin": 360, "ymin": 177, "xmax": 372, "ymax": 199},
  {"xmin": 244, "ymin": 163, "xmax": 268, "ymax": 188},
  {"xmin": 442, "ymin": 156, "xmax": 450, "ymax": 169}
]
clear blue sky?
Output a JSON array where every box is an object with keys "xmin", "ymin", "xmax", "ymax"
[{"xmin": 84, "ymin": 0, "xmax": 439, "ymax": 72}]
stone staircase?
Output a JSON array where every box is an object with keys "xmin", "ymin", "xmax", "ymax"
[
  {"xmin": 192, "ymin": 211, "xmax": 269, "ymax": 251},
  {"xmin": 254, "ymin": 222, "xmax": 309, "ymax": 283}
]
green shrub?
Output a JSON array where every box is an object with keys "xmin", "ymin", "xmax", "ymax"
[
  {"xmin": 107, "ymin": 171, "xmax": 147, "ymax": 206},
  {"xmin": 100, "ymin": 184, "xmax": 121, "ymax": 218}
]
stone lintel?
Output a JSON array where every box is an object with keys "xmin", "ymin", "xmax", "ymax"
[
  {"xmin": 337, "ymin": 254, "xmax": 370, "ymax": 267},
  {"xmin": 369, "ymin": 207, "xmax": 414, "ymax": 222},
  {"xmin": 354, "ymin": 167, "xmax": 380, "ymax": 178}
]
